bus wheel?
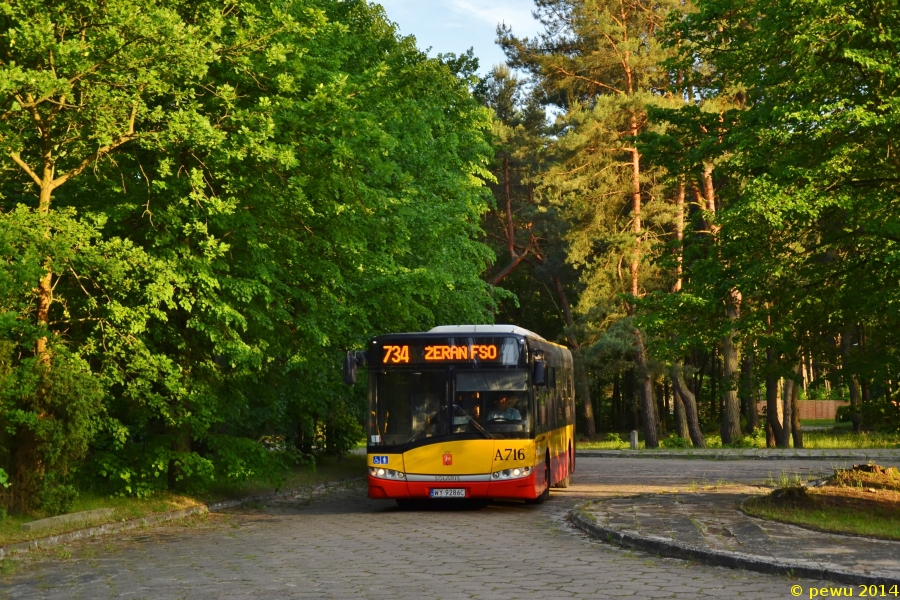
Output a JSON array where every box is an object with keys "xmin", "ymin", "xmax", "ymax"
[
  {"xmin": 526, "ymin": 456, "xmax": 550, "ymax": 505},
  {"xmin": 553, "ymin": 444, "xmax": 572, "ymax": 488}
]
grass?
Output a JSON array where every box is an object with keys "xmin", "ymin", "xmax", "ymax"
[
  {"xmin": 578, "ymin": 429, "xmax": 900, "ymax": 450},
  {"xmin": 744, "ymin": 465, "xmax": 900, "ymax": 540},
  {"xmin": 800, "ymin": 419, "xmax": 852, "ymax": 429},
  {"xmin": 0, "ymin": 453, "xmax": 365, "ymax": 548}
]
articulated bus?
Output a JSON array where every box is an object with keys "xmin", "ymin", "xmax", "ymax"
[{"xmin": 345, "ymin": 325, "xmax": 575, "ymax": 506}]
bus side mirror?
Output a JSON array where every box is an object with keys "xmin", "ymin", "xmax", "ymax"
[
  {"xmin": 532, "ymin": 360, "xmax": 547, "ymax": 386},
  {"xmin": 343, "ymin": 352, "xmax": 357, "ymax": 385},
  {"xmin": 343, "ymin": 351, "xmax": 368, "ymax": 385}
]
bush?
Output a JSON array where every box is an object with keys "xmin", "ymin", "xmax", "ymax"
[
  {"xmin": 39, "ymin": 474, "xmax": 79, "ymax": 516},
  {"xmin": 725, "ymin": 426, "xmax": 767, "ymax": 448},
  {"xmin": 0, "ymin": 346, "xmax": 104, "ymax": 512},
  {"xmin": 838, "ymin": 399, "xmax": 900, "ymax": 432},
  {"xmin": 661, "ymin": 434, "xmax": 691, "ymax": 448}
]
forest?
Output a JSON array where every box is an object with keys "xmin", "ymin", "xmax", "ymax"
[
  {"xmin": 0, "ymin": 0, "xmax": 898, "ymax": 513},
  {"xmin": 481, "ymin": 0, "xmax": 900, "ymax": 450}
]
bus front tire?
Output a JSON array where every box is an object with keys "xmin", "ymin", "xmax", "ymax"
[
  {"xmin": 554, "ymin": 445, "xmax": 572, "ymax": 488},
  {"xmin": 526, "ymin": 457, "xmax": 551, "ymax": 505}
]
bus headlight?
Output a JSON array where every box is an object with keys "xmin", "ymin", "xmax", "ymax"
[
  {"xmin": 369, "ymin": 467, "xmax": 406, "ymax": 480},
  {"xmin": 492, "ymin": 466, "xmax": 531, "ymax": 480}
]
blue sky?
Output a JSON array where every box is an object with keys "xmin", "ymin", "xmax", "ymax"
[{"xmin": 375, "ymin": 0, "xmax": 542, "ymax": 74}]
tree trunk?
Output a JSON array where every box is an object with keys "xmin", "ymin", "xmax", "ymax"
[
  {"xmin": 612, "ymin": 372, "xmax": 621, "ymax": 430},
  {"xmin": 710, "ymin": 346, "xmax": 718, "ymax": 419},
  {"xmin": 553, "ymin": 276, "xmax": 595, "ymax": 439},
  {"xmin": 634, "ymin": 334, "xmax": 659, "ymax": 448},
  {"xmin": 790, "ymin": 368, "xmax": 803, "ymax": 448},
  {"xmin": 781, "ymin": 377, "xmax": 793, "ymax": 447},
  {"xmin": 841, "ymin": 327, "xmax": 861, "ymax": 432},
  {"xmin": 626, "ymin": 368, "xmax": 639, "ymax": 432},
  {"xmin": 673, "ymin": 389, "xmax": 690, "ymax": 440},
  {"xmin": 766, "ymin": 348, "xmax": 789, "ymax": 448},
  {"xmin": 574, "ymin": 354, "xmax": 595, "ymax": 439},
  {"xmin": 657, "ymin": 381, "xmax": 667, "ymax": 435},
  {"xmin": 741, "ymin": 353, "xmax": 758, "ymax": 431},
  {"xmin": 673, "ymin": 180, "xmax": 685, "ymax": 292},
  {"xmin": 670, "ymin": 363, "xmax": 706, "ymax": 447},
  {"xmin": 663, "ymin": 379, "xmax": 671, "ymax": 434},
  {"xmin": 627, "ymin": 137, "xmax": 657, "ymax": 448},
  {"xmin": 694, "ymin": 351, "xmax": 705, "ymax": 403},
  {"xmin": 721, "ymin": 289, "xmax": 742, "ymax": 443}
]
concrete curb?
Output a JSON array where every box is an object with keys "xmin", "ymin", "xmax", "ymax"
[
  {"xmin": 21, "ymin": 508, "xmax": 116, "ymax": 534},
  {"xmin": 0, "ymin": 477, "xmax": 363, "ymax": 560},
  {"xmin": 577, "ymin": 450, "xmax": 900, "ymax": 461},
  {"xmin": 568, "ymin": 503, "xmax": 900, "ymax": 586}
]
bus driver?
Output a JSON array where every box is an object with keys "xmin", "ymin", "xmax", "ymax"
[{"xmin": 487, "ymin": 397, "xmax": 521, "ymax": 421}]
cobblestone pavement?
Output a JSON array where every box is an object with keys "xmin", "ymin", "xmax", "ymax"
[
  {"xmin": 1, "ymin": 458, "xmax": 884, "ymax": 599},
  {"xmin": 579, "ymin": 491, "xmax": 900, "ymax": 581},
  {"xmin": 580, "ymin": 448, "xmax": 900, "ymax": 461}
]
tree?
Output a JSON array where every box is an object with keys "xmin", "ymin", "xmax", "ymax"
[
  {"xmin": 500, "ymin": 0, "xmax": 691, "ymax": 446},
  {"xmin": 656, "ymin": 0, "xmax": 900, "ymax": 439},
  {"xmin": 0, "ymin": 0, "xmax": 497, "ymax": 509}
]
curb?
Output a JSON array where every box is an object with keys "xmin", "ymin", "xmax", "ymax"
[
  {"xmin": 577, "ymin": 450, "xmax": 900, "ymax": 461},
  {"xmin": 568, "ymin": 504, "xmax": 900, "ymax": 586},
  {"xmin": 0, "ymin": 477, "xmax": 363, "ymax": 560}
]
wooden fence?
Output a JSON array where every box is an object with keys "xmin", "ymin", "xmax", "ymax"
[{"xmin": 756, "ymin": 399, "xmax": 849, "ymax": 421}]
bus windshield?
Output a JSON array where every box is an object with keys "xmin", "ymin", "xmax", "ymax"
[
  {"xmin": 453, "ymin": 370, "xmax": 530, "ymax": 437},
  {"xmin": 371, "ymin": 369, "xmax": 532, "ymax": 448},
  {"xmin": 373, "ymin": 370, "xmax": 448, "ymax": 447}
]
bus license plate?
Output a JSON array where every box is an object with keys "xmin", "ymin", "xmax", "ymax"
[{"xmin": 430, "ymin": 488, "xmax": 466, "ymax": 498}]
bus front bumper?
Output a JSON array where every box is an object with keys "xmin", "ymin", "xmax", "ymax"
[{"xmin": 368, "ymin": 472, "xmax": 539, "ymax": 501}]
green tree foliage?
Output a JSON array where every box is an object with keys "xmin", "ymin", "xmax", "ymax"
[
  {"xmin": 646, "ymin": 0, "xmax": 900, "ymax": 435},
  {"xmin": 499, "ymin": 0, "xmax": 689, "ymax": 445},
  {"xmin": 0, "ymin": 0, "xmax": 495, "ymax": 510}
]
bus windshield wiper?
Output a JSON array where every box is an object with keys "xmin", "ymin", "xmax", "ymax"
[{"xmin": 453, "ymin": 405, "xmax": 495, "ymax": 440}]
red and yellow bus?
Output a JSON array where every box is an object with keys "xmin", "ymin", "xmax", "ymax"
[{"xmin": 345, "ymin": 325, "xmax": 575, "ymax": 506}]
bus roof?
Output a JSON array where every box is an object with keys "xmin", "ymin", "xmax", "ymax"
[{"xmin": 427, "ymin": 324, "xmax": 546, "ymax": 341}]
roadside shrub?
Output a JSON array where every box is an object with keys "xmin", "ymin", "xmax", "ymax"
[
  {"xmin": 725, "ymin": 426, "xmax": 766, "ymax": 448},
  {"xmin": 838, "ymin": 399, "xmax": 900, "ymax": 432},
  {"xmin": 661, "ymin": 434, "xmax": 691, "ymax": 448},
  {"xmin": 39, "ymin": 474, "xmax": 79, "ymax": 516}
]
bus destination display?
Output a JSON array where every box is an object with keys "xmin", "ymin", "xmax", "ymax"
[{"xmin": 382, "ymin": 343, "xmax": 499, "ymax": 364}]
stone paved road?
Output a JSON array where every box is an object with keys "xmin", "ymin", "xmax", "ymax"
[{"xmin": 1, "ymin": 458, "xmax": 873, "ymax": 599}]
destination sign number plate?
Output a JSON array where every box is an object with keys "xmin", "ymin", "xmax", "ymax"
[{"xmin": 430, "ymin": 488, "xmax": 466, "ymax": 498}]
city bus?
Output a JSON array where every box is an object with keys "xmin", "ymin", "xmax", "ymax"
[{"xmin": 344, "ymin": 325, "xmax": 575, "ymax": 506}]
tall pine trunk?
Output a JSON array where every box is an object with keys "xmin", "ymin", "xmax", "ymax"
[
  {"xmin": 741, "ymin": 353, "xmax": 758, "ymax": 431},
  {"xmin": 841, "ymin": 327, "xmax": 861, "ymax": 432},
  {"xmin": 766, "ymin": 347, "xmax": 789, "ymax": 448},
  {"xmin": 554, "ymin": 277, "xmax": 595, "ymax": 439},
  {"xmin": 628, "ymin": 131, "xmax": 658, "ymax": 447},
  {"xmin": 670, "ymin": 363, "xmax": 706, "ymax": 447},
  {"xmin": 781, "ymin": 377, "xmax": 793, "ymax": 446},
  {"xmin": 790, "ymin": 365, "xmax": 803, "ymax": 448},
  {"xmin": 673, "ymin": 390, "xmax": 690, "ymax": 441},
  {"xmin": 721, "ymin": 289, "xmax": 743, "ymax": 443}
]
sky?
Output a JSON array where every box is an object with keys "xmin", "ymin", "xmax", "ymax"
[{"xmin": 375, "ymin": 0, "xmax": 543, "ymax": 75}]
